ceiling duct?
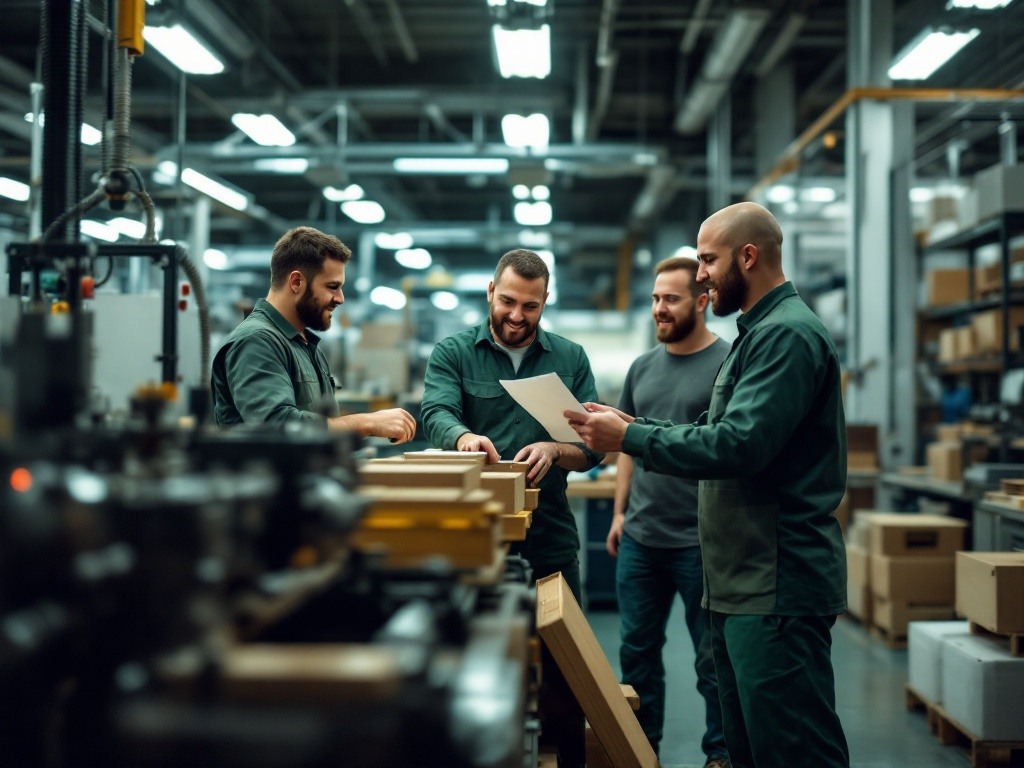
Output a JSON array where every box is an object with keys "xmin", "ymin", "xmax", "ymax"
[{"xmin": 674, "ymin": 8, "xmax": 770, "ymax": 135}]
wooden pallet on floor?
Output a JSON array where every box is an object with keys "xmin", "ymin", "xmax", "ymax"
[
  {"xmin": 904, "ymin": 684, "xmax": 940, "ymax": 736},
  {"xmin": 870, "ymin": 624, "xmax": 908, "ymax": 650},
  {"xmin": 931, "ymin": 703, "xmax": 1024, "ymax": 768},
  {"xmin": 969, "ymin": 621, "xmax": 1024, "ymax": 657}
]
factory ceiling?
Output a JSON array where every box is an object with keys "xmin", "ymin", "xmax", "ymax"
[{"xmin": 3, "ymin": 0, "xmax": 1024, "ymax": 307}]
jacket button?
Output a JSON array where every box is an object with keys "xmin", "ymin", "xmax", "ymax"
[{"xmin": 515, "ymin": 418, "xmax": 521, "ymax": 423}]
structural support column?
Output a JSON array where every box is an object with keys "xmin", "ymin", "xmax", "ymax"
[
  {"xmin": 846, "ymin": 0, "xmax": 916, "ymax": 467},
  {"xmin": 754, "ymin": 63, "xmax": 796, "ymax": 180},
  {"xmin": 707, "ymin": 99, "xmax": 731, "ymax": 214}
]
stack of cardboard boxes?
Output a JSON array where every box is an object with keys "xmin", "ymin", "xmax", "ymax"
[{"xmin": 925, "ymin": 422, "xmax": 991, "ymax": 483}]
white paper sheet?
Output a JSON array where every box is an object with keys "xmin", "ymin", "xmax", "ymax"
[{"xmin": 499, "ymin": 372, "xmax": 585, "ymax": 442}]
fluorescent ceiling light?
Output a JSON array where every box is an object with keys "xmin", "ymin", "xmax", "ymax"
[
  {"xmin": 492, "ymin": 24, "xmax": 551, "ymax": 78},
  {"xmin": 341, "ymin": 200, "xmax": 385, "ymax": 224},
  {"xmin": 370, "ymin": 286, "xmax": 407, "ymax": 310},
  {"xmin": 143, "ymin": 25, "xmax": 225, "ymax": 75},
  {"xmin": 501, "ymin": 113, "xmax": 549, "ymax": 148},
  {"xmin": 513, "ymin": 201, "xmax": 552, "ymax": 226},
  {"xmin": 532, "ymin": 185, "xmax": 550, "ymax": 201},
  {"xmin": 252, "ymin": 158, "xmax": 308, "ymax": 173},
  {"xmin": 393, "ymin": 157, "xmax": 510, "ymax": 174},
  {"xmin": 430, "ymin": 291, "xmax": 460, "ymax": 311},
  {"xmin": 375, "ymin": 232, "xmax": 414, "ymax": 250},
  {"xmin": 673, "ymin": 245, "xmax": 699, "ymax": 259},
  {"xmin": 766, "ymin": 185, "xmax": 795, "ymax": 203},
  {"xmin": 462, "ymin": 309, "xmax": 482, "ymax": 325},
  {"xmin": 888, "ymin": 28, "xmax": 980, "ymax": 80},
  {"xmin": 25, "ymin": 113, "xmax": 102, "ymax": 145},
  {"xmin": 395, "ymin": 248, "xmax": 432, "ymax": 270},
  {"xmin": 947, "ymin": 0, "xmax": 1012, "ymax": 8},
  {"xmin": 203, "ymin": 248, "xmax": 229, "ymax": 270},
  {"xmin": 512, "ymin": 184, "xmax": 531, "ymax": 200},
  {"xmin": 782, "ymin": 201, "xmax": 799, "ymax": 215},
  {"xmin": 519, "ymin": 229, "xmax": 552, "ymax": 248},
  {"xmin": 800, "ymin": 187, "xmax": 837, "ymax": 203},
  {"xmin": 0, "ymin": 176, "xmax": 30, "ymax": 201},
  {"xmin": 910, "ymin": 187, "xmax": 935, "ymax": 203},
  {"xmin": 108, "ymin": 217, "xmax": 147, "ymax": 239},
  {"xmin": 180, "ymin": 167, "xmax": 249, "ymax": 211},
  {"xmin": 80, "ymin": 220, "xmax": 119, "ymax": 242},
  {"xmin": 323, "ymin": 184, "xmax": 364, "ymax": 202},
  {"xmin": 231, "ymin": 113, "xmax": 295, "ymax": 147}
]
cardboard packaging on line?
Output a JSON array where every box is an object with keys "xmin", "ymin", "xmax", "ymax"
[
  {"xmin": 480, "ymin": 471, "xmax": 526, "ymax": 516},
  {"xmin": 907, "ymin": 621, "xmax": 971, "ymax": 705},
  {"xmin": 872, "ymin": 598, "xmax": 956, "ymax": 638},
  {"xmin": 536, "ymin": 573, "xmax": 658, "ymax": 768},
  {"xmin": 358, "ymin": 462, "xmax": 482, "ymax": 493},
  {"xmin": 927, "ymin": 442, "xmax": 962, "ymax": 482},
  {"xmin": 955, "ymin": 551, "xmax": 1024, "ymax": 634},
  {"xmin": 870, "ymin": 555, "xmax": 955, "ymax": 603},
  {"xmin": 941, "ymin": 634, "xmax": 1024, "ymax": 741},
  {"xmin": 925, "ymin": 268, "xmax": 970, "ymax": 307},
  {"xmin": 867, "ymin": 514, "xmax": 967, "ymax": 557}
]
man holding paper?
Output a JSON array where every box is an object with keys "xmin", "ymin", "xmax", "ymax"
[{"xmin": 421, "ymin": 247, "xmax": 603, "ymax": 768}]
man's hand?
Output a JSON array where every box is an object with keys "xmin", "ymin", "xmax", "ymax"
[
  {"xmin": 606, "ymin": 512, "xmax": 625, "ymax": 556},
  {"xmin": 513, "ymin": 442, "xmax": 562, "ymax": 487},
  {"xmin": 363, "ymin": 408, "xmax": 417, "ymax": 443},
  {"xmin": 564, "ymin": 403, "xmax": 633, "ymax": 452},
  {"xmin": 456, "ymin": 432, "xmax": 501, "ymax": 463}
]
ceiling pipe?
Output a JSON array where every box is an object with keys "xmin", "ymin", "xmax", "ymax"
[
  {"xmin": 382, "ymin": 0, "xmax": 418, "ymax": 63},
  {"xmin": 343, "ymin": 0, "xmax": 389, "ymax": 67},
  {"xmin": 590, "ymin": 0, "xmax": 620, "ymax": 141},
  {"xmin": 754, "ymin": 13, "xmax": 806, "ymax": 78},
  {"xmin": 679, "ymin": 0, "xmax": 714, "ymax": 55}
]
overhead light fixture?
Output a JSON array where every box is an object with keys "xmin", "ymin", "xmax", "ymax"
[
  {"xmin": 513, "ymin": 201, "xmax": 552, "ymax": 226},
  {"xmin": 108, "ymin": 217, "xmax": 147, "ymax": 239},
  {"xmin": 375, "ymin": 232, "xmax": 414, "ymax": 250},
  {"xmin": 766, "ymin": 185, "xmax": 795, "ymax": 203},
  {"xmin": 395, "ymin": 248, "xmax": 432, "ymax": 270},
  {"xmin": 800, "ymin": 187, "xmax": 837, "ymax": 203},
  {"xmin": 323, "ymin": 184, "xmax": 364, "ymax": 202},
  {"xmin": 0, "ymin": 176, "xmax": 30, "ymax": 201},
  {"xmin": 512, "ymin": 184, "xmax": 531, "ymax": 200},
  {"xmin": 519, "ymin": 229, "xmax": 552, "ymax": 248},
  {"xmin": 370, "ymin": 286, "xmax": 407, "ymax": 310},
  {"xmin": 947, "ymin": 0, "xmax": 1012, "ymax": 8},
  {"xmin": 253, "ymin": 158, "xmax": 308, "ymax": 173},
  {"xmin": 203, "ymin": 248, "xmax": 229, "ymax": 270},
  {"xmin": 673, "ymin": 246, "xmax": 699, "ymax": 259},
  {"xmin": 888, "ymin": 28, "xmax": 980, "ymax": 80},
  {"xmin": 462, "ymin": 309, "xmax": 482, "ymax": 325},
  {"xmin": 393, "ymin": 157, "xmax": 510, "ymax": 174},
  {"xmin": 501, "ymin": 113, "xmax": 549, "ymax": 148},
  {"xmin": 142, "ymin": 25, "xmax": 225, "ymax": 75},
  {"xmin": 431, "ymin": 291, "xmax": 460, "ymax": 311},
  {"xmin": 492, "ymin": 24, "xmax": 551, "ymax": 78},
  {"xmin": 25, "ymin": 113, "xmax": 102, "ymax": 145},
  {"xmin": 80, "ymin": 220, "xmax": 119, "ymax": 242},
  {"xmin": 231, "ymin": 113, "xmax": 295, "ymax": 147},
  {"xmin": 531, "ymin": 185, "xmax": 550, "ymax": 201},
  {"xmin": 910, "ymin": 187, "xmax": 935, "ymax": 203},
  {"xmin": 341, "ymin": 200, "xmax": 386, "ymax": 224},
  {"xmin": 180, "ymin": 167, "xmax": 249, "ymax": 210}
]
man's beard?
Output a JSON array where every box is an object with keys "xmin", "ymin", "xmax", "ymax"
[
  {"xmin": 489, "ymin": 304, "xmax": 537, "ymax": 348},
  {"xmin": 297, "ymin": 285, "xmax": 335, "ymax": 331},
  {"xmin": 655, "ymin": 306, "xmax": 697, "ymax": 343},
  {"xmin": 708, "ymin": 255, "xmax": 747, "ymax": 316}
]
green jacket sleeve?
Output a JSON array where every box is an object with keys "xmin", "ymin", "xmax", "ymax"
[
  {"xmin": 622, "ymin": 324, "xmax": 822, "ymax": 478},
  {"xmin": 421, "ymin": 338, "xmax": 471, "ymax": 449},
  {"xmin": 224, "ymin": 331, "xmax": 325, "ymax": 426},
  {"xmin": 570, "ymin": 347, "xmax": 605, "ymax": 470}
]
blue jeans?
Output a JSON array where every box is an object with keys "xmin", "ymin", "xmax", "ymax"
[{"xmin": 616, "ymin": 533, "xmax": 727, "ymax": 761}]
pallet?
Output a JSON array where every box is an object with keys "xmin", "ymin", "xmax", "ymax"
[
  {"xmin": 904, "ymin": 684, "xmax": 940, "ymax": 736},
  {"xmin": 870, "ymin": 624, "xmax": 908, "ymax": 650},
  {"xmin": 931, "ymin": 703, "xmax": 1024, "ymax": 768},
  {"xmin": 969, "ymin": 621, "xmax": 1024, "ymax": 657}
]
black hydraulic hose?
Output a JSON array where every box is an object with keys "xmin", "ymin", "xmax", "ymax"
[{"xmin": 72, "ymin": 0, "xmax": 87, "ymax": 233}]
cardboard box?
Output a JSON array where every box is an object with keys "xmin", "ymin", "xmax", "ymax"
[
  {"xmin": 953, "ymin": 325, "xmax": 976, "ymax": 359},
  {"xmin": 585, "ymin": 687, "xmax": 641, "ymax": 768},
  {"xmin": 938, "ymin": 328, "xmax": 959, "ymax": 364},
  {"xmin": 927, "ymin": 442, "xmax": 962, "ymax": 482},
  {"xmin": 847, "ymin": 544, "xmax": 870, "ymax": 587},
  {"xmin": 867, "ymin": 513, "xmax": 967, "ymax": 556},
  {"xmin": 975, "ymin": 162, "xmax": 1024, "ymax": 220},
  {"xmin": 907, "ymin": 621, "xmax": 971, "ymax": 704},
  {"xmin": 925, "ymin": 268, "xmax": 971, "ymax": 307},
  {"xmin": 357, "ymin": 321, "xmax": 405, "ymax": 348},
  {"xmin": 847, "ymin": 583, "xmax": 873, "ymax": 623},
  {"xmin": 480, "ymin": 471, "xmax": 526, "ymax": 516},
  {"xmin": 870, "ymin": 555, "xmax": 955, "ymax": 603},
  {"xmin": 358, "ymin": 462, "xmax": 482, "ymax": 493},
  {"xmin": 847, "ymin": 424, "xmax": 878, "ymax": 462},
  {"xmin": 873, "ymin": 598, "xmax": 956, "ymax": 637},
  {"xmin": 957, "ymin": 187, "xmax": 979, "ymax": 231},
  {"xmin": 970, "ymin": 307, "xmax": 1024, "ymax": 354},
  {"xmin": 955, "ymin": 552, "xmax": 1024, "ymax": 634},
  {"xmin": 935, "ymin": 423, "xmax": 963, "ymax": 443},
  {"xmin": 536, "ymin": 573, "xmax": 658, "ymax": 768},
  {"xmin": 941, "ymin": 634, "xmax": 1024, "ymax": 740}
]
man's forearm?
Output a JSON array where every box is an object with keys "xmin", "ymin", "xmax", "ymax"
[{"xmin": 555, "ymin": 442, "xmax": 601, "ymax": 471}]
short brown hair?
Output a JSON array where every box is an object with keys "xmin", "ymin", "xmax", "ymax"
[
  {"xmin": 653, "ymin": 255, "xmax": 706, "ymax": 298},
  {"xmin": 270, "ymin": 227, "xmax": 351, "ymax": 288},
  {"xmin": 494, "ymin": 248, "xmax": 549, "ymax": 289}
]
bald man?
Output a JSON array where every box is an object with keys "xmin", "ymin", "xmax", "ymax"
[{"xmin": 566, "ymin": 202, "xmax": 849, "ymax": 768}]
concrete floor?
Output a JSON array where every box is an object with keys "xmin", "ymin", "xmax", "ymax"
[{"xmin": 584, "ymin": 607, "xmax": 968, "ymax": 768}]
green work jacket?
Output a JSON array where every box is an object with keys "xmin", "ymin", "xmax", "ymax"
[
  {"xmin": 622, "ymin": 282, "xmax": 847, "ymax": 616},
  {"xmin": 212, "ymin": 298, "xmax": 340, "ymax": 427},
  {"xmin": 421, "ymin": 322, "xmax": 603, "ymax": 569}
]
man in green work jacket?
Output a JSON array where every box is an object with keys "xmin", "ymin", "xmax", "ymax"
[
  {"xmin": 421, "ymin": 247, "xmax": 604, "ymax": 768},
  {"xmin": 566, "ymin": 202, "xmax": 850, "ymax": 768},
  {"xmin": 212, "ymin": 226, "xmax": 416, "ymax": 442}
]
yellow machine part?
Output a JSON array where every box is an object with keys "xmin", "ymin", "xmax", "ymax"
[{"xmin": 117, "ymin": 0, "xmax": 145, "ymax": 56}]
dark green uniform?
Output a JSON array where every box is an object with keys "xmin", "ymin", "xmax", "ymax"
[
  {"xmin": 212, "ymin": 298, "xmax": 340, "ymax": 426},
  {"xmin": 622, "ymin": 282, "xmax": 849, "ymax": 768}
]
